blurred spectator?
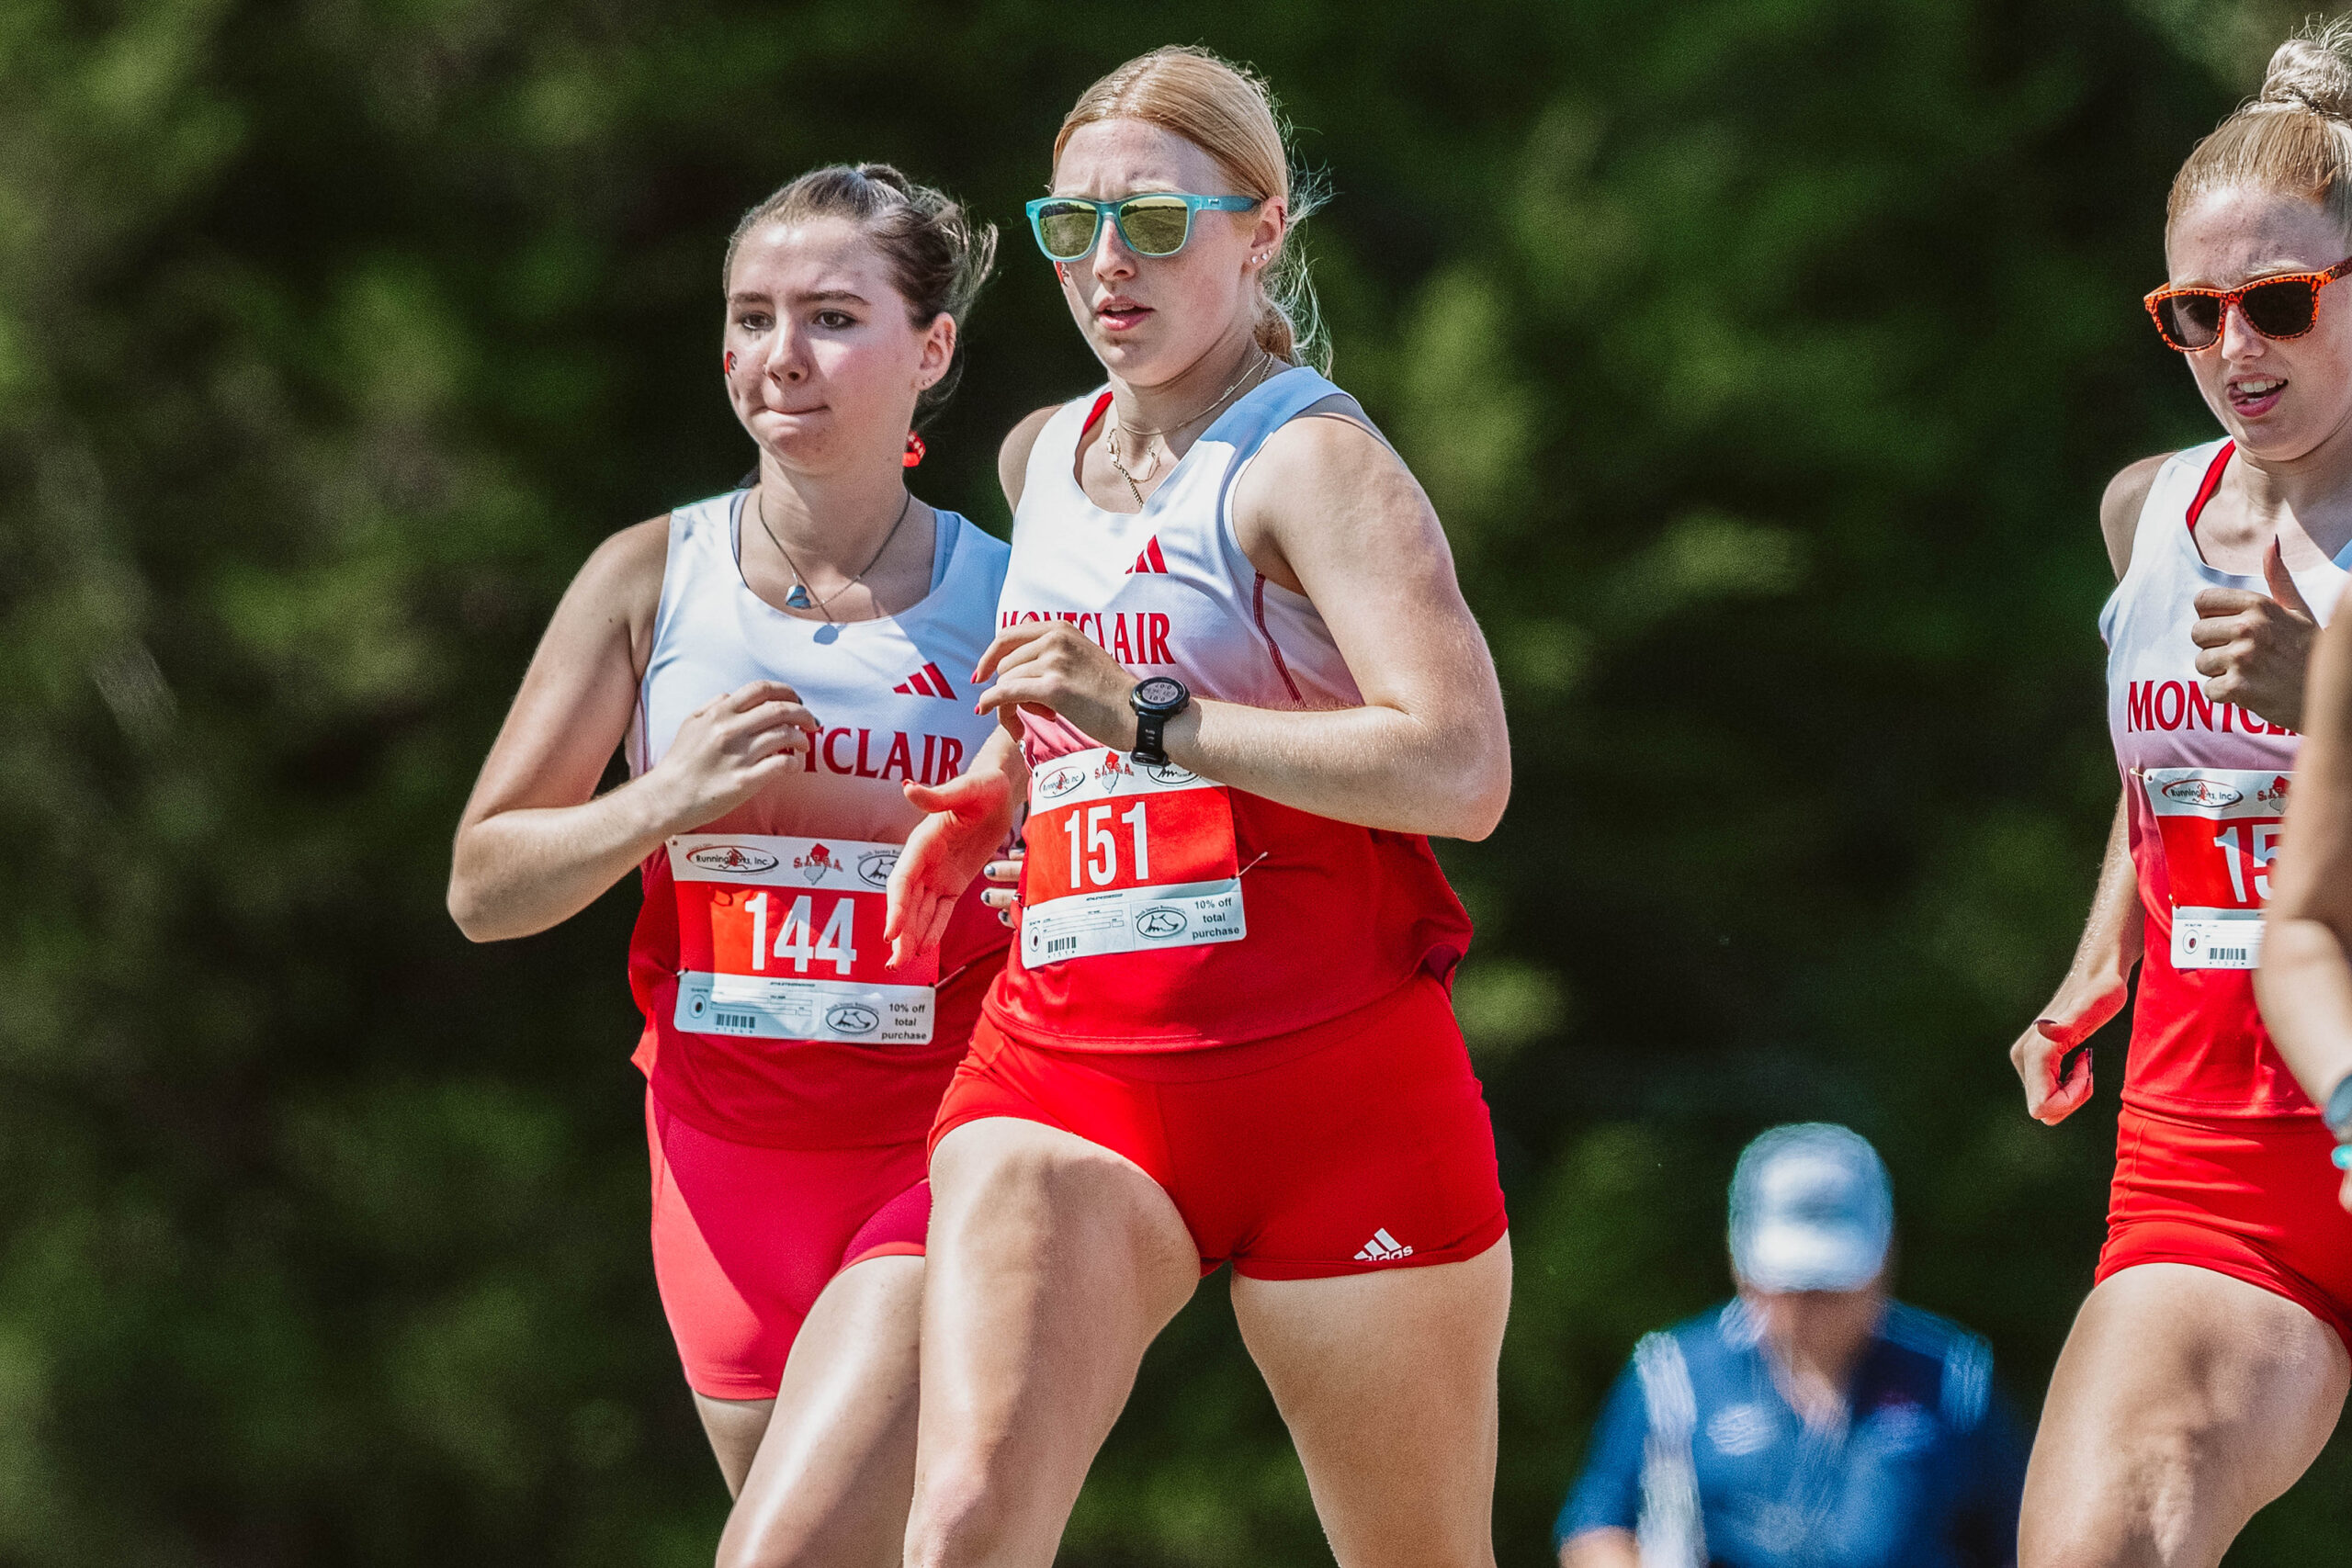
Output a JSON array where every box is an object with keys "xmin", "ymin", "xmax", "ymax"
[{"xmin": 1555, "ymin": 1124, "xmax": 2025, "ymax": 1568}]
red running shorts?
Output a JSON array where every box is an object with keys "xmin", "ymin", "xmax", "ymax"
[
  {"xmin": 2098, "ymin": 1100, "xmax": 2352, "ymax": 1351},
  {"xmin": 929, "ymin": 974, "xmax": 1508, "ymax": 1280},
  {"xmin": 646, "ymin": 1090, "xmax": 929, "ymax": 1400}
]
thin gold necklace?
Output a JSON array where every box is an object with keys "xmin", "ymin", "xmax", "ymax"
[
  {"xmin": 753, "ymin": 486, "xmax": 914, "ymax": 623},
  {"xmin": 1104, "ymin": 349, "xmax": 1273, "ymax": 505}
]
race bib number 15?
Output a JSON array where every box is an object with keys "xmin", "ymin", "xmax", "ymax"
[
  {"xmin": 668, "ymin": 833, "xmax": 935, "ymax": 1043},
  {"xmin": 2139, "ymin": 767, "xmax": 2291, "ymax": 971},
  {"xmin": 1018, "ymin": 749, "xmax": 1248, "ymax": 968}
]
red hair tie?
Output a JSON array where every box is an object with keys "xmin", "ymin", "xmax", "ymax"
[{"xmin": 903, "ymin": 430, "xmax": 926, "ymax": 468}]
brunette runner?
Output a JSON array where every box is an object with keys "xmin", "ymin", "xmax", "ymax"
[
  {"xmin": 2007, "ymin": 26, "xmax": 2352, "ymax": 1566},
  {"xmin": 447, "ymin": 165, "xmax": 1004, "ymax": 1568},
  {"xmin": 885, "ymin": 47, "xmax": 1513, "ymax": 1568}
]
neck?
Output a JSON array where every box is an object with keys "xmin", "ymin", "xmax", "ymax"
[
  {"xmin": 2229, "ymin": 417, "xmax": 2352, "ymax": 560},
  {"xmin": 1108, "ymin": 322, "xmax": 1271, "ymax": 442},
  {"xmin": 752, "ymin": 451, "xmax": 910, "ymax": 580},
  {"xmin": 1747, "ymin": 1291, "xmax": 1882, "ymax": 1428}
]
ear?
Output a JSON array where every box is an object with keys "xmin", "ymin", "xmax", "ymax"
[
  {"xmin": 915, "ymin": 312, "xmax": 956, "ymax": 391},
  {"xmin": 1248, "ymin": 198, "xmax": 1288, "ymax": 269}
]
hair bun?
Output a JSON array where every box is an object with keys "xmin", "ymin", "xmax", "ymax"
[{"xmin": 2260, "ymin": 22, "xmax": 2352, "ymax": 119}]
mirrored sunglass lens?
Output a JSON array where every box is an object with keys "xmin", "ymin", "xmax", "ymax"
[
  {"xmin": 2162, "ymin": 295, "xmax": 2222, "ymax": 347},
  {"xmin": 1036, "ymin": 204, "xmax": 1099, "ymax": 259},
  {"xmin": 2242, "ymin": 277, "xmax": 2320, "ymax": 337},
  {"xmin": 1117, "ymin": 197, "xmax": 1193, "ymax": 255}
]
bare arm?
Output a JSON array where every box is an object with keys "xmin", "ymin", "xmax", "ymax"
[
  {"xmin": 997, "ymin": 404, "xmax": 1059, "ymax": 513},
  {"xmin": 1558, "ymin": 1528, "xmax": 1640, "ymax": 1568},
  {"xmin": 447, "ymin": 518, "xmax": 817, "ymax": 941},
  {"xmin": 2009, "ymin": 788, "xmax": 2144, "ymax": 1122},
  {"xmin": 974, "ymin": 413, "xmax": 1511, "ymax": 840},
  {"xmin": 2006, "ymin": 459, "xmax": 2165, "ymax": 1121},
  {"xmin": 2257, "ymin": 584, "xmax": 2352, "ymax": 1133}
]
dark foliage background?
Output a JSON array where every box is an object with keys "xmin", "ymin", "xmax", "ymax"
[{"xmin": 2, "ymin": 0, "xmax": 2342, "ymax": 1561}]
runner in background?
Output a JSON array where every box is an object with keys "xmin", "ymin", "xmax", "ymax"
[
  {"xmin": 2256, "ymin": 601, "xmax": 2352, "ymax": 1202},
  {"xmin": 447, "ymin": 164, "xmax": 1005, "ymax": 1568},
  {"xmin": 2007, "ymin": 24, "xmax": 2352, "ymax": 1565},
  {"xmin": 884, "ymin": 46, "xmax": 1513, "ymax": 1568}
]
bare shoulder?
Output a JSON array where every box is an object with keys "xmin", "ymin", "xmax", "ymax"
[
  {"xmin": 1236, "ymin": 406, "xmax": 1442, "ymax": 592},
  {"xmin": 998, "ymin": 404, "xmax": 1063, "ymax": 513},
  {"xmin": 2099, "ymin": 454, "xmax": 2173, "ymax": 582},
  {"xmin": 1244, "ymin": 402, "xmax": 1416, "ymax": 505},
  {"xmin": 571, "ymin": 513, "xmax": 671, "ymax": 617}
]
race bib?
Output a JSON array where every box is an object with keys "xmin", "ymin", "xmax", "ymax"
[
  {"xmin": 1017, "ymin": 748, "xmax": 1248, "ymax": 968},
  {"xmin": 2139, "ymin": 767, "xmax": 2291, "ymax": 970},
  {"xmin": 668, "ymin": 834, "xmax": 935, "ymax": 1043}
]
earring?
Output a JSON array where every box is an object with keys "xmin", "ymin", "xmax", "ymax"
[
  {"xmin": 724, "ymin": 350, "xmax": 737, "ymax": 373},
  {"xmin": 1056, "ymin": 263, "xmax": 1069, "ymax": 283},
  {"xmin": 903, "ymin": 431, "xmax": 926, "ymax": 468}
]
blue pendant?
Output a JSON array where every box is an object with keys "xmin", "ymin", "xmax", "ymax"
[{"xmin": 785, "ymin": 582, "xmax": 814, "ymax": 610}]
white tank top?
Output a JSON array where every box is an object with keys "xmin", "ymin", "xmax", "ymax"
[
  {"xmin": 985, "ymin": 368, "xmax": 1474, "ymax": 1049},
  {"xmin": 631, "ymin": 490, "xmax": 1010, "ymax": 838},
  {"xmin": 996, "ymin": 366, "xmax": 1363, "ymax": 734},
  {"xmin": 2100, "ymin": 437, "xmax": 2351, "ymax": 1115}
]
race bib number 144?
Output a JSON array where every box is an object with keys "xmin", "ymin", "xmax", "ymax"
[
  {"xmin": 669, "ymin": 833, "xmax": 936, "ymax": 1043},
  {"xmin": 2139, "ymin": 767, "xmax": 2291, "ymax": 971},
  {"xmin": 1018, "ymin": 749, "xmax": 1248, "ymax": 968}
]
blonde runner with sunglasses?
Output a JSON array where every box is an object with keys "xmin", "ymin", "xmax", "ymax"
[
  {"xmin": 883, "ymin": 44, "xmax": 1513, "ymax": 1568},
  {"xmin": 2009, "ymin": 22, "xmax": 2352, "ymax": 1567}
]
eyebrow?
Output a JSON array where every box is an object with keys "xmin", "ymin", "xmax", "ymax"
[{"xmin": 726, "ymin": 288, "xmax": 872, "ymax": 308}]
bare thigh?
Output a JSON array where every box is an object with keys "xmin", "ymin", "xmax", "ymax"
[
  {"xmin": 695, "ymin": 1393, "xmax": 775, "ymax": 1498},
  {"xmin": 1231, "ymin": 1234, "xmax": 1511, "ymax": 1568},
  {"xmin": 709, "ymin": 1253, "xmax": 924, "ymax": 1568},
  {"xmin": 2022, "ymin": 1262, "xmax": 2347, "ymax": 1568},
  {"xmin": 903, "ymin": 1118, "xmax": 1200, "ymax": 1568}
]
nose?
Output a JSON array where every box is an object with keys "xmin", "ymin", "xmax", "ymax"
[
  {"xmin": 1087, "ymin": 213, "xmax": 1136, "ymax": 282},
  {"xmin": 2218, "ymin": 298, "xmax": 2268, "ymax": 357},
  {"xmin": 754, "ymin": 320, "xmax": 809, "ymax": 384}
]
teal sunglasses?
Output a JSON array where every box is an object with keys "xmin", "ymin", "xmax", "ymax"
[{"xmin": 1025, "ymin": 193, "xmax": 1260, "ymax": 262}]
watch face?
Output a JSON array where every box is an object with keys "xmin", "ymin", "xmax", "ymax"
[{"xmin": 1134, "ymin": 676, "xmax": 1186, "ymax": 711}]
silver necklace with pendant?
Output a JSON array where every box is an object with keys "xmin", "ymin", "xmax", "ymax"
[
  {"xmin": 754, "ymin": 487, "xmax": 914, "ymax": 621},
  {"xmin": 1103, "ymin": 348, "xmax": 1272, "ymax": 506}
]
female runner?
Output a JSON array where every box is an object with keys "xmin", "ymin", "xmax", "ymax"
[
  {"xmin": 2259, "ymin": 591, "xmax": 2352, "ymax": 1207},
  {"xmin": 447, "ymin": 164, "xmax": 1005, "ymax": 1568},
  {"xmin": 2007, "ymin": 26, "xmax": 2352, "ymax": 1565},
  {"xmin": 884, "ymin": 46, "xmax": 1513, "ymax": 1568}
]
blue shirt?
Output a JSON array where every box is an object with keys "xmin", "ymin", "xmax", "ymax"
[{"xmin": 1555, "ymin": 1300, "xmax": 2024, "ymax": 1568}]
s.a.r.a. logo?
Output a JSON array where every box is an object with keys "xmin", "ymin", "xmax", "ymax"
[
  {"xmin": 1036, "ymin": 763, "xmax": 1087, "ymax": 801},
  {"xmin": 794, "ymin": 843, "xmax": 842, "ymax": 884},
  {"xmin": 686, "ymin": 844, "xmax": 780, "ymax": 875},
  {"xmin": 856, "ymin": 849, "xmax": 898, "ymax": 889},
  {"xmin": 1093, "ymin": 752, "xmax": 1134, "ymax": 792},
  {"xmin": 2259, "ymin": 774, "xmax": 2291, "ymax": 811},
  {"xmin": 826, "ymin": 1002, "xmax": 880, "ymax": 1035},
  {"xmin": 2162, "ymin": 777, "xmax": 2244, "ymax": 809}
]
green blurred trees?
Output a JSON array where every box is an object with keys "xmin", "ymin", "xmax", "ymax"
[{"xmin": 4, "ymin": 0, "xmax": 2345, "ymax": 1562}]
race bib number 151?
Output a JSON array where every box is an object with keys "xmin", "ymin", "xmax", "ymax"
[
  {"xmin": 2139, "ymin": 767, "xmax": 2291, "ymax": 971},
  {"xmin": 1018, "ymin": 749, "xmax": 1248, "ymax": 968},
  {"xmin": 669, "ymin": 833, "xmax": 935, "ymax": 1043}
]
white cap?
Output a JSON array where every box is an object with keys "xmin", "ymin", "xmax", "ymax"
[{"xmin": 1728, "ymin": 1123, "xmax": 1893, "ymax": 1292}]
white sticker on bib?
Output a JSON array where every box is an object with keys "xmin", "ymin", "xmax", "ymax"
[
  {"xmin": 668, "ymin": 834, "xmax": 935, "ymax": 1043},
  {"xmin": 2139, "ymin": 767, "xmax": 2291, "ymax": 970},
  {"xmin": 1016, "ymin": 749, "xmax": 1248, "ymax": 968}
]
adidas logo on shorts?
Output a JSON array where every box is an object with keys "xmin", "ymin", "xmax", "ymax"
[{"xmin": 1354, "ymin": 1228, "xmax": 1414, "ymax": 1263}]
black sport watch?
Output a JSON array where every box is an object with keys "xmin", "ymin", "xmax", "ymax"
[{"xmin": 1128, "ymin": 676, "xmax": 1191, "ymax": 767}]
